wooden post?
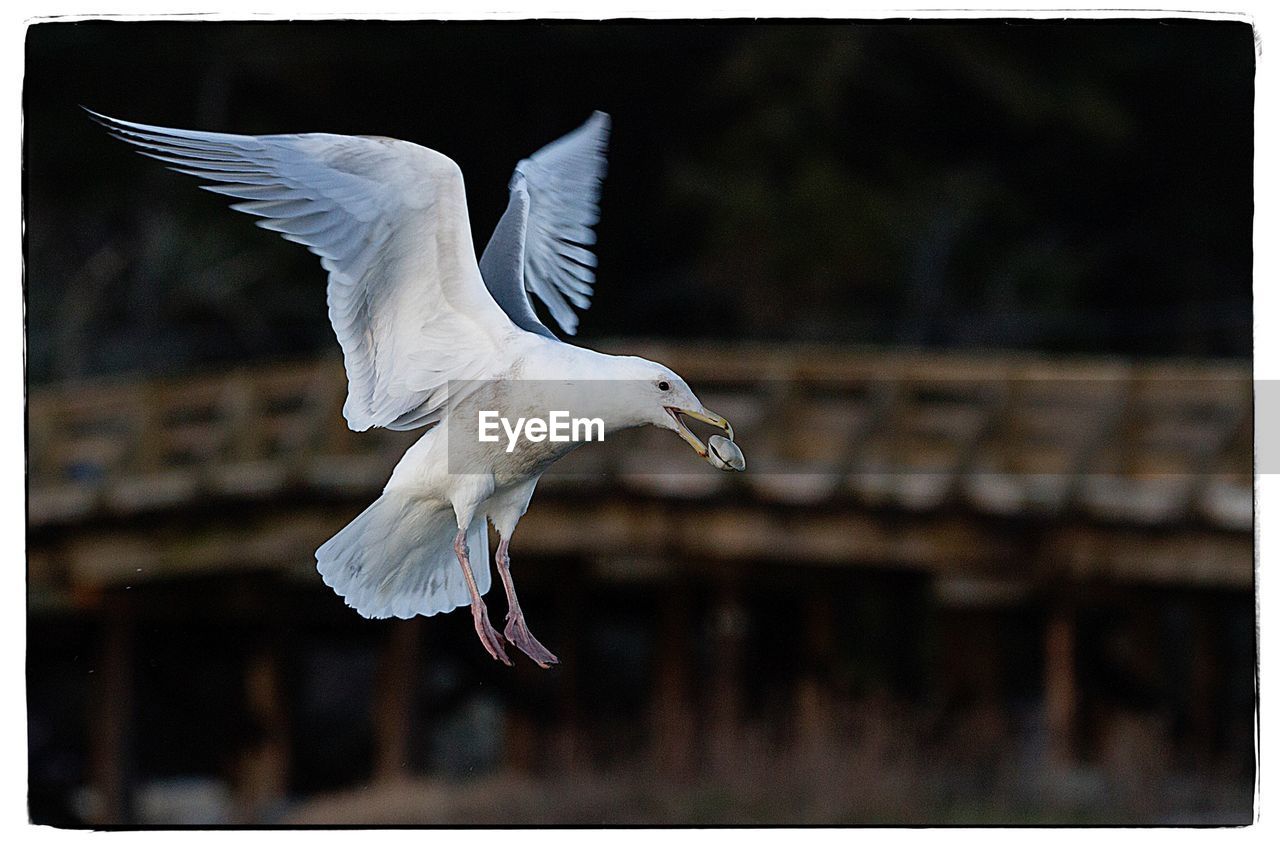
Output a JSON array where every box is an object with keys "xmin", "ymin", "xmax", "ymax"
[
  {"xmin": 1045, "ymin": 605, "xmax": 1078, "ymax": 767},
  {"xmin": 706, "ymin": 575, "xmax": 747, "ymax": 775},
  {"xmin": 233, "ymin": 648, "xmax": 290, "ymax": 821},
  {"xmin": 373, "ymin": 619, "xmax": 421, "ymax": 782},
  {"xmin": 1187, "ymin": 603, "xmax": 1216, "ymax": 766},
  {"xmin": 503, "ymin": 710, "xmax": 539, "ymax": 774},
  {"xmin": 551, "ymin": 561, "xmax": 583, "ymax": 773},
  {"xmin": 796, "ymin": 591, "xmax": 835, "ymax": 756},
  {"xmin": 650, "ymin": 581, "xmax": 695, "ymax": 778},
  {"xmin": 87, "ymin": 594, "xmax": 134, "ymax": 825}
]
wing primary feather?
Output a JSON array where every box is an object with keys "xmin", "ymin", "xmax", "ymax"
[
  {"xmin": 477, "ymin": 111, "xmax": 610, "ymax": 337},
  {"xmin": 89, "ymin": 107, "xmax": 518, "ymax": 432}
]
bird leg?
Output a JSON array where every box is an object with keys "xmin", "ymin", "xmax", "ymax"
[
  {"xmin": 454, "ymin": 529, "xmax": 511, "ymax": 666},
  {"xmin": 496, "ymin": 538, "xmax": 560, "ymax": 668}
]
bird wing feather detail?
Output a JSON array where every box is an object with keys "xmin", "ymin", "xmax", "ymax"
[
  {"xmin": 479, "ymin": 111, "xmax": 610, "ymax": 337},
  {"xmin": 90, "ymin": 110, "xmax": 518, "ymax": 432}
]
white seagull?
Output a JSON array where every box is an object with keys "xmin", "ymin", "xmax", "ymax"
[{"xmin": 92, "ymin": 109, "xmax": 744, "ymax": 667}]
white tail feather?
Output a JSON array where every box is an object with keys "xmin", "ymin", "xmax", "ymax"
[{"xmin": 315, "ymin": 491, "xmax": 489, "ymax": 619}]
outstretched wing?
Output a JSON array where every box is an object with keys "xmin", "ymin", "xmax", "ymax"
[
  {"xmin": 91, "ymin": 110, "xmax": 519, "ymax": 432},
  {"xmin": 479, "ymin": 111, "xmax": 610, "ymax": 337}
]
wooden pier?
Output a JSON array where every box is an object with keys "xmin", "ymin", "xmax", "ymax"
[{"xmin": 26, "ymin": 343, "xmax": 1255, "ymax": 824}]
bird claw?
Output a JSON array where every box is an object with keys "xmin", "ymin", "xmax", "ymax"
[
  {"xmin": 473, "ymin": 606, "xmax": 512, "ymax": 666},
  {"xmin": 505, "ymin": 612, "xmax": 560, "ymax": 668}
]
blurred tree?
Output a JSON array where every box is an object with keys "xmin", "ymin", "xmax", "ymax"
[{"xmin": 667, "ymin": 22, "xmax": 1252, "ymax": 353}]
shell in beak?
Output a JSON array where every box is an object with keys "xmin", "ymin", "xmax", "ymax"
[
  {"xmin": 665, "ymin": 406, "xmax": 740, "ymax": 470},
  {"xmin": 707, "ymin": 434, "xmax": 746, "ymax": 472}
]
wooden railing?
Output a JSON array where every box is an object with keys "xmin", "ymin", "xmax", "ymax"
[
  {"xmin": 29, "ymin": 344, "xmax": 1252, "ymax": 522},
  {"xmin": 28, "ymin": 344, "xmax": 1253, "ymax": 593}
]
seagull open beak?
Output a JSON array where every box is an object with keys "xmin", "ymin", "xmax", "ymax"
[{"xmin": 665, "ymin": 406, "xmax": 733, "ymax": 457}]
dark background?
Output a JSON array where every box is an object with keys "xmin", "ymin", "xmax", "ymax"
[
  {"xmin": 25, "ymin": 19, "xmax": 1255, "ymax": 826},
  {"xmin": 25, "ymin": 19, "xmax": 1253, "ymax": 386}
]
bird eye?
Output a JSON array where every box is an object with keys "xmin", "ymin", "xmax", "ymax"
[{"xmin": 658, "ymin": 381, "xmax": 671, "ymax": 392}]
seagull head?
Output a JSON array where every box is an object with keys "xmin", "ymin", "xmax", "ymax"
[{"xmin": 605, "ymin": 356, "xmax": 736, "ymax": 463}]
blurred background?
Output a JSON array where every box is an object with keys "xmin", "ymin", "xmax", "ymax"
[{"xmin": 25, "ymin": 19, "xmax": 1254, "ymax": 825}]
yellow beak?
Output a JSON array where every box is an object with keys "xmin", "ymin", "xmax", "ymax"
[{"xmin": 665, "ymin": 406, "xmax": 733, "ymax": 457}]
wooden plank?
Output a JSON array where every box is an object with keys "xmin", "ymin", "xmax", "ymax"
[
  {"xmin": 62, "ymin": 512, "xmax": 344, "ymax": 587},
  {"xmin": 39, "ymin": 495, "xmax": 1253, "ymax": 593},
  {"xmin": 1047, "ymin": 525, "xmax": 1253, "ymax": 588}
]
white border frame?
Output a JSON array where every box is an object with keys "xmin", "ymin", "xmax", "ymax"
[{"xmin": 5, "ymin": 2, "xmax": 1271, "ymax": 847}]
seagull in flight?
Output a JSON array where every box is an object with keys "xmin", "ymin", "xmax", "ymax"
[{"xmin": 91, "ymin": 109, "xmax": 744, "ymax": 667}]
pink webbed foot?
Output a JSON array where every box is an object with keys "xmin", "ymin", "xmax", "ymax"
[
  {"xmin": 504, "ymin": 611, "xmax": 559, "ymax": 668},
  {"xmin": 472, "ymin": 602, "xmax": 512, "ymax": 666}
]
